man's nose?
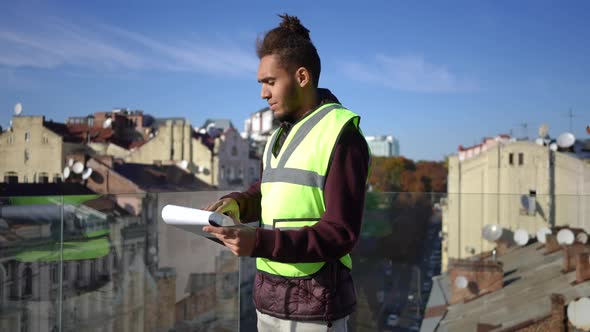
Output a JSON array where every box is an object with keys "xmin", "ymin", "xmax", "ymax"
[{"xmin": 260, "ymin": 85, "xmax": 270, "ymax": 100}]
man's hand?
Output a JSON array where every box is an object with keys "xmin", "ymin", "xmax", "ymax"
[
  {"xmin": 202, "ymin": 225, "xmax": 256, "ymax": 256},
  {"xmin": 203, "ymin": 198, "xmax": 240, "ymax": 221}
]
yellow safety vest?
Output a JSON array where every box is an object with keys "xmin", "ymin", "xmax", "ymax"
[{"xmin": 257, "ymin": 103, "xmax": 365, "ymax": 277}]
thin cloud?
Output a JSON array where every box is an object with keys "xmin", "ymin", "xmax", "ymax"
[
  {"xmin": 340, "ymin": 54, "xmax": 479, "ymax": 93},
  {"xmin": 0, "ymin": 17, "xmax": 258, "ymax": 76}
]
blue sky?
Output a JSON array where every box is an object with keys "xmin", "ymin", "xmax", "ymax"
[{"xmin": 1, "ymin": 1, "xmax": 589, "ymax": 161}]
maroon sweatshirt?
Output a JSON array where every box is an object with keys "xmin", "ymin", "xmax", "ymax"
[{"xmin": 223, "ymin": 89, "xmax": 370, "ymax": 263}]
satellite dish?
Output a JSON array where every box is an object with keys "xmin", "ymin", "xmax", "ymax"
[
  {"xmin": 178, "ymin": 160, "xmax": 189, "ymax": 169},
  {"xmin": 535, "ymin": 138, "xmax": 544, "ymax": 146},
  {"xmin": 568, "ymin": 300, "xmax": 577, "ymax": 327},
  {"xmin": 103, "ymin": 118, "xmax": 113, "ymax": 129},
  {"xmin": 454, "ymin": 276, "xmax": 468, "ymax": 289},
  {"xmin": 482, "ymin": 224, "xmax": 503, "ymax": 242},
  {"xmin": 568, "ymin": 297, "xmax": 590, "ymax": 330},
  {"xmin": 536, "ymin": 227, "xmax": 552, "ymax": 244},
  {"xmin": 82, "ymin": 168, "xmax": 93, "ymax": 180},
  {"xmin": 538, "ymin": 124, "xmax": 549, "ymax": 138},
  {"xmin": 514, "ymin": 229, "xmax": 530, "ymax": 246},
  {"xmin": 557, "ymin": 228, "xmax": 575, "ymax": 245},
  {"xmin": 576, "ymin": 232, "xmax": 588, "ymax": 244},
  {"xmin": 557, "ymin": 132, "xmax": 576, "ymax": 149},
  {"xmin": 549, "ymin": 143, "xmax": 558, "ymax": 151},
  {"xmin": 72, "ymin": 162, "xmax": 84, "ymax": 174},
  {"xmin": 576, "ymin": 298, "xmax": 590, "ymax": 330},
  {"xmin": 68, "ymin": 158, "xmax": 74, "ymax": 167},
  {"xmin": 63, "ymin": 166, "xmax": 71, "ymax": 179},
  {"xmin": 14, "ymin": 103, "xmax": 23, "ymax": 116}
]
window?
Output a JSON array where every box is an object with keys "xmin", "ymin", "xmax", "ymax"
[
  {"xmin": 23, "ymin": 176, "xmax": 28, "ymax": 183},
  {"xmin": 53, "ymin": 174, "xmax": 62, "ymax": 183},
  {"xmin": 508, "ymin": 153, "xmax": 514, "ymax": 165},
  {"xmin": 102, "ymin": 256, "xmax": 109, "ymax": 272},
  {"xmin": 24, "ymin": 132, "xmax": 30, "ymax": 142},
  {"xmin": 24, "ymin": 149, "xmax": 30, "ymax": 163},
  {"xmin": 0, "ymin": 270, "xmax": 4, "ymax": 305},
  {"xmin": 42, "ymin": 135, "xmax": 49, "ymax": 144},
  {"xmin": 62, "ymin": 262, "xmax": 68, "ymax": 282},
  {"xmin": 22, "ymin": 265, "xmax": 32, "ymax": 297},
  {"xmin": 90, "ymin": 261, "xmax": 96, "ymax": 283},
  {"xmin": 38, "ymin": 173, "xmax": 49, "ymax": 183},
  {"xmin": 231, "ymin": 146, "xmax": 238, "ymax": 156},
  {"xmin": 518, "ymin": 153, "xmax": 524, "ymax": 165},
  {"xmin": 51, "ymin": 264, "xmax": 58, "ymax": 284},
  {"xmin": 76, "ymin": 262, "xmax": 83, "ymax": 281},
  {"xmin": 220, "ymin": 166, "xmax": 225, "ymax": 179},
  {"xmin": 4, "ymin": 172, "xmax": 18, "ymax": 183},
  {"xmin": 20, "ymin": 310, "xmax": 28, "ymax": 332},
  {"xmin": 7, "ymin": 135, "xmax": 14, "ymax": 144}
]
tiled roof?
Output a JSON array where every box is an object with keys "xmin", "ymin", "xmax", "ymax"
[
  {"xmin": 422, "ymin": 243, "xmax": 590, "ymax": 331},
  {"xmin": 113, "ymin": 163, "xmax": 214, "ymax": 192}
]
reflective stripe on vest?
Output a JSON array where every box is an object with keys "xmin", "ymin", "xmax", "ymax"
[{"xmin": 257, "ymin": 103, "xmax": 363, "ymax": 277}]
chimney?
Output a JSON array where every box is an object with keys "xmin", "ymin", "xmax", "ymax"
[
  {"xmin": 562, "ymin": 243, "xmax": 590, "ymax": 273},
  {"xmin": 544, "ymin": 234, "xmax": 561, "ymax": 255},
  {"xmin": 576, "ymin": 253, "xmax": 590, "ymax": 284},
  {"xmin": 549, "ymin": 294, "xmax": 567, "ymax": 332},
  {"xmin": 449, "ymin": 259, "xmax": 504, "ymax": 304}
]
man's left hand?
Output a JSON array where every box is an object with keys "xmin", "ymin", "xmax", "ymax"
[{"xmin": 202, "ymin": 225, "xmax": 256, "ymax": 256}]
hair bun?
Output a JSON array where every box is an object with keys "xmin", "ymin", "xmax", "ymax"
[{"xmin": 279, "ymin": 14, "xmax": 310, "ymax": 40}]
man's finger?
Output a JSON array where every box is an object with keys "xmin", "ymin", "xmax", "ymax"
[
  {"xmin": 203, "ymin": 226, "xmax": 223, "ymax": 234},
  {"xmin": 204, "ymin": 201, "xmax": 223, "ymax": 211}
]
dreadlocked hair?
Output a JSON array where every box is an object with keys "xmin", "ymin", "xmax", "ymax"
[{"xmin": 256, "ymin": 14, "xmax": 321, "ymax": 87}]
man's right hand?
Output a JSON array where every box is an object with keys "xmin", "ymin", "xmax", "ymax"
[{"xmin": 203, "ymin": 198, "xmax": 241, "ymax": 221}]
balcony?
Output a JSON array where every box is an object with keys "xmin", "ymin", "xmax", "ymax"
[{"xmin": 0, "ymin": 190, "xmax": 588, "ymax": 331}]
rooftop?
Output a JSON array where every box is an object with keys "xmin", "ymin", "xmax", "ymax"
[{"xmin": 423, "ymin": 241, "xmax": 590, "ymax": 331}]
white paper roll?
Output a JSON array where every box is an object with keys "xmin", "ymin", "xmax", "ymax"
[{"xmin": 161, "ymin": 204, "xmax": 235, "ymax": 227}]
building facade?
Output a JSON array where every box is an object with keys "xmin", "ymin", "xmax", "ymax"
[
  {"xmin": 365, "ymin": 135, "xmax": 400, "ymax": 157},
  {"xmin": 443, "ymin": 139, "xmax": 590, "ymax": 270},
  {"xmin": 242, "ymin": 107, "xmax": 280, "ymax": 159},
  {"xmin": 0, "ymin": 116, "xmax": 88, "ymax": 184}
]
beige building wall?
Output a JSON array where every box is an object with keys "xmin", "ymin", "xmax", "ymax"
[
  {"xmin": 0, "ymin": 116, "xmax": 85, "ymax": 183},
  {"xmin": 126, "ymin": 120, "xmax": 193, "ymax": 165},
  {"xmin": 215, "ymin": 129, "xmax": 260, "ymax": 190},
  {"xmin": 192, "ymin": 137, "xmax": 215, "ymax": 186},
  {"xmin": 443, "ymin": 141, "xmax": 590, "ymax": 270}
]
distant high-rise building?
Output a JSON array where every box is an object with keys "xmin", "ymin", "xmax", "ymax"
[
  {"xmin": 365, "ymin": 135, "xmax": 399, "ymax": 157},
  {"xmin": 242, "ymin": 107, "xmax": 280, "ymax": 158}
]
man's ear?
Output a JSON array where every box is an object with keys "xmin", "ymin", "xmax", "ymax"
[{"xmin": 295, "ymin": 67, "xmax": 311, "ymax": 88}]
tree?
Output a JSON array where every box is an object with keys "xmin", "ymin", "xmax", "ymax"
[{"xmin": 368, "ymin": 157, "xmax": 447, "ymax": 193}]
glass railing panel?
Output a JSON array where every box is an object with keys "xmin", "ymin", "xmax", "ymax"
[
  {"xmin": 0, "ymin": 194, "xmax": 69, "ymax": 332},
  {"xmin": 349, "ymin": 192, "xmax": 443, "ymax": 332}
]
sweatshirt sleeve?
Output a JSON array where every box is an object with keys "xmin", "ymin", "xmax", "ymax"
[{"xmin": 250, "ymin": 122, "xmax": 370, "ymax": 262}]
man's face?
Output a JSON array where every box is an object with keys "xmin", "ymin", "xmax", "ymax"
[{"xmin": 257, "ymin": 55, "xmax": 301, "ymax": 123}]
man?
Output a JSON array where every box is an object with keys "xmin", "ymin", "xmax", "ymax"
[{"xmin": 203, "ymin": 14, "xmax": 369, "ymax": 331}]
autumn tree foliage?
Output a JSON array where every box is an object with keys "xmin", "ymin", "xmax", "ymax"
[{"xmin": 368, "ymin": 156, "xmax": 447, "ymax": 193}]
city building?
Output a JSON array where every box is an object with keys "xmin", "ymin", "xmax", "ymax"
[
  {"xmin": 365, "ymin": 135, "xmax": 400, "ymax": 157},
  {"xmin": 197, "ymin": 119, "xmax": 260, "ymax": 190},
  {"xmin": 242, "ymin": 107, "xmax": 280, "ymax": 158},
  {"xmin": 0, "ymin": 116, "xmax": 90, "ymax": 184},
  {"xmin": 443, "ymin": 134, "xmax": 590, "ymax": 270},
  {"xmin": 421, "ymin": 226, "xmax": 590, "ymax": 331}
]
